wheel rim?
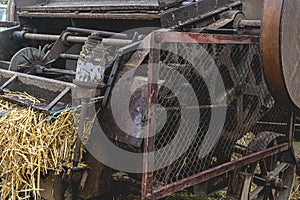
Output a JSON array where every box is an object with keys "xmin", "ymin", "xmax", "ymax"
[{"xmin": 247, "ymin": 144, "xmax": 295, "ymax": 200}]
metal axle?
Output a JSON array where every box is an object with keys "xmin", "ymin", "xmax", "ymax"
[{"xmin": 13, "ymin": 31, "xmax": 132, "ymax": 47}]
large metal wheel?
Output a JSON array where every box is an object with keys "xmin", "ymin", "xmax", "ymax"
[
  {"xmin": 246, "ymin": 132, "xmax": 296, "ymax": 200},
  {"xmin": 262, "ymin": 0, "xmax": 300, "ymax": 111}
]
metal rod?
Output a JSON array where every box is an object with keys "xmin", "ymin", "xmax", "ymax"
[
  {"xmin": 160, "ymin": 32, "xmax": 260, "ymax": 44},
  {"xmin": 142, "ymin": 32, "xmax": 161, "ymax": 200},
  {"xmin": 153, "ymin": 143, "xmax": 289, "ymax": 199},
  {"xmin": 60, "ymin": 53, "xmax": 79, "ymax": 60},
  {"xmin": 239, "ymin": 20, "xmax": 261, "ymax": 28},
  {"xmin": 45, "ymin": 87, "xmax": 71, "ymax": 111},
  {"xmin": 21, "ymin": 32, "xmax": 132, "ymax": 46},
  {"xmin": 66, "ymin": 27, "xmax": 128, "ymax": 39},
  {"xmin": 102, "ymin": 41, "xmax": 140, "ymax": 108},
  {"xmin": 156, "ymin": 105, "xmax": 227, "ymax": 111},
  {"xmin": 288, "ymin": 112, "xmax": 296, "ymax": 148},
  {"xmin": 0, "ymin": 74, "xmax": 18, "ymax": 90},
  {"xmin": 257, "ymin": 121, "xmax": 300, "ymax": 127},
  {"xmin": 18, "ymin": 12, "xmax": 159, "ymax": 20},
  {"xmin": 0, "ymin": 69, "xmax": 76, "ymax": 90},
  {"xmin": 0, "ymin": 21, "xmax": 18, "ymax": 27}
]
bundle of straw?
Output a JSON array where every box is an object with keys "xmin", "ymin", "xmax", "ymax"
[{"xmin": 0, "ymin": 95, "xmax": 83, "ymax": 199}]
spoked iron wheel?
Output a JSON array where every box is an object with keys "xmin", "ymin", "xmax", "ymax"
[{"xmin": 246, "ymin": 132, "xmax": 296, "ymax": 200}]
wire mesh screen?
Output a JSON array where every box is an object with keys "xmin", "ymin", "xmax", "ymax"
[{"xmin": 150, "ymin": 41, "xmax": 289, "ymax": 190}]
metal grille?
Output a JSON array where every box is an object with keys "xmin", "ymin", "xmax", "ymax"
[{"xmin": 148, "ymin": 40, "xmax": 288, "ymax": 192}]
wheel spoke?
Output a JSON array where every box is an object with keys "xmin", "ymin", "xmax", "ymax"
[
  {"xmin": 257, "ymin": 188, "xmax": 269, "ymax": 200},
  {"xmin": 269, "ymin": 189, "xmax": 275, "ymax": 200},
  {"xmin": 259, "ymin": 160, "xmax": 268, "ymax": 176},
  {"xmin": 253, "ymin": 175, "xmax": 266, "ymax": 186},
  {"xmin": 21, "ymin": 55, "xmax": 33, "ymax": 64},
  {"xmin": 273, "ymin": 163, "xmax": 289, "ymax": 176},
  {"xmin": 250, "ymin": 186, "xmax": 264, "ymax": 199},
  {"xmin": 266, "ymin": 155, "xmax": 276, "ymax": 171}
]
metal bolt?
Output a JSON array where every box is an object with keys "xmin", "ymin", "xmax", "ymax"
[
  {"xmin": 145, "ymin": 193, "xmax": 152, "ymax": 200},
  {"xmin": 154, "ymin": 33, "xmax": 162, "ymax": 43}
]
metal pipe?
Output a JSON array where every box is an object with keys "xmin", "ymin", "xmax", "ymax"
[
  {"xmin": 102, "ymin": 38, "xmax": 132, "ymax": 46},
  {"xmin": 42, "ymin": 68, "xmax": 76, "ymax": 76},
  {"xmin": 17, "ymin": 32, "xmax": 132, "ymax": 47},
  {"xmin": 23, "ymin": 33, "xmax": 60, "ymax": 41},
  {"xmin": 239, "ymin": 19, "xmax": 261, "ymax": 28},
  {"xmin": 66, "ymin": 27, "xmax": 128, "ymax": 39},
  {"xmin": 60, "ymin": 53, "xmax": 79, "ymax": 60}
]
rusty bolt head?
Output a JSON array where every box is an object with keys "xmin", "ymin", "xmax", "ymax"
[
  {"xmin": 154, "ymin": 33, "xmax": 162, "ymax": 43},
  {"xmin": 145, "ymin": 193, "xmax": 152, "ymax": 200}
]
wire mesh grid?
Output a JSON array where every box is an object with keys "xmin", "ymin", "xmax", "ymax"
[{"xmin": 149, "ymin": 41, "xmax": 290, "ymax": 190}]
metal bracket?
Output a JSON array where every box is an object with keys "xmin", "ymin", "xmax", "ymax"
[{"xmin": 102, "ymin": 41, "xmax": 141, "ymax": 108}]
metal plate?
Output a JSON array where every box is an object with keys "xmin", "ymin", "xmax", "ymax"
[
  {"xmin": 262, "ymin": 0, "xmax": 300, "ymax": 111},
  {"xmin": 15, "ymin": 0, "xmax": 184, "ymax": 11}
]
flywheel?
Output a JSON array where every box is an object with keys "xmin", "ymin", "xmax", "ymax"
[
  {"xmin": 262, "ymin": 0, "xmax": 300, "ymax": 111},
  {"xmin": 9, "ymin": 47, "xmax": 45, "ymax": 73}
]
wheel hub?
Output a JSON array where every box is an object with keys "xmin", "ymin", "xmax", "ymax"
[{"xmin": 265, "ymin": 172, "xmax": 285, "ymax": 191}]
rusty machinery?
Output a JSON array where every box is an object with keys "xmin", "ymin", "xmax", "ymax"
[{"xmin": 0, "ymin": 0, "xmax": 299, "ymax": 199}]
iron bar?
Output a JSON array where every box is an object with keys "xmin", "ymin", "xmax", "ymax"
[
  {"xmin": 60, "ymin": 53, "xmax": 79, "ymax": 60},
  {"xmin": 288, "ymin": 112, "xmax": 296, "ymax": 148},
  {"xmin": 256, "ymin": 121, "xmax": 300, "ymax": 128},
  {"xmin": 142, "ymin": 32, "xmax": 161, "ymax": 200},
  {"xmin": 160, "ymin": 32, "xmax": 260, "ymax": 44},
  {"xmin": 66, "ymin": 27, "xmax": 128, "ymax": 39},
  {"xmin": 0, "ymin": 21, "xmax": 18, "ymax": 27},
  {"xmin": 0, "ymin": 74, "xmax": 17, "ymax": 90},
  {"xmin": 155, "ymin": 105, "xmax": 227, "ymax": 111},
  {"xmin": 102, "ymin": 56, "xmax": 121, "ymax": 108},
  {"xmin": 18, "ymin": 32, "xmax": 132, "ymax": 46},
  {"xmin": 153, "ymin": 143, "xmax": 289, "ymax": 199},
  {"xmin": 45, "ymin": 87, "xmax": 71, "ymax": 111},
  {"xmin": 102, "ymin": 41, "xmax": 140, "ymax": 108},
  {"xmin": 0, "ymin": 61, "xmax": 10, "ymax": 70},
  {"xmin": 0, "ymin": 69, "xmax": 76, "ymax": 92},
  {"xmin": 18, "ymin": 12, "xmax": 160, "ymax": 20},
  {"xmin": 239, "ymin": 20, "xmax": 261, "ymax": 28},
  {"xmin": 42, "ymin": 68, "xmax": 76, "ymax": 76}
]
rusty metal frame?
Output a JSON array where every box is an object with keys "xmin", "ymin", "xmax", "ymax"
[
  {"xmin": 153, "ymin": 143, "xmax": 289, "ymax": 199},
  {"xmin": 142, "ymin": 32, "xmax": 161, "ymax": 199},
  {"xmin": 159, "ymin": 32, "xmax": 260, "ymax": 44},
  {"xmin": 142, "ymin": 31, "xmax": 293, "ymax": 199},
  {"xmin": 0, "ymin": 21, "xmax": 18, "ymax": 28},
  {"xmin": 160, "ymin": 0, "xmax": 240, "ymax": 28},
  {"xmin": 0, "ymin": 69, "xmax": 75, "ymax": 113}
]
